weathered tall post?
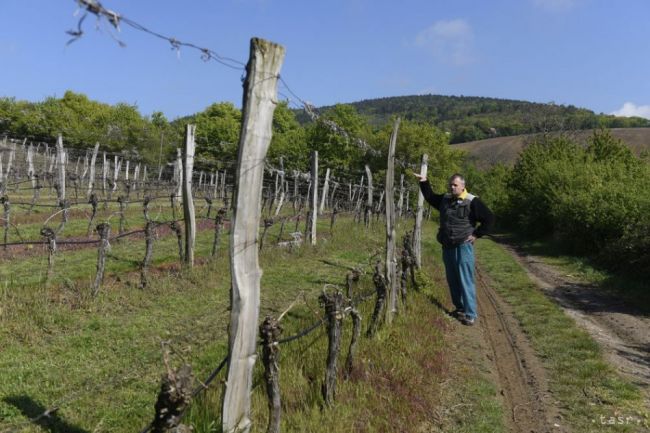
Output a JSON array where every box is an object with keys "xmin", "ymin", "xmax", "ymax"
[
  {"xmin": 102, "ymin": 152, "xmax": 107, "ymax": 196},
  {"xmin": 182, "ymin": 125, "xmax": 196, "ymax": 267},
  {"xmin": 385, "ymin": 118, "xmax": 400, "ymax": 324},
  {"xmin": 273, "ymin": 158, "xmax": 285, "ymax": 216},
  {"xmin": 112, "ymin": 156, "xmax": 121, "ymax": 192},
  {"xmin": 222, "ymin": 37, "xmax": 285, "ymax": 433},
  {"xmin": 55, "ymin": 135, "xmax": 66, "ymax": 205},
  {"xmin": 2, "ymin": 196, "xmax": 9, "ymax": 249},
  {"xmin": 307, "ymin": 151, "xmax": 318, "ymax": 245},
  {"xmin": 319, "ymin": 167, "xmax": 330, "ymax": 215},
  {"xmin": 397, "ymin": 174, "xmax": 405, "ymax": 219},
  {"xmin": 27, "ymin": 144, "xmax": 36, "ymax": 188},
  {"xmin": 413, "ymin": 154, "xmax": 428, "ymax": 268},
  {"xmin": 174, "ymin": 148, "xmax": 183, "ymax": 207},
  {"xmin": 87, "ymin": 143, "xmax": 100, "ymax": 198},
  {"xmin": 364, "ymin": 164, "xmax": 373, "ymax": 227}
]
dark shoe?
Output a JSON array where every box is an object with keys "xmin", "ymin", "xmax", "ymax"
[
  {"xmin": 461, "ymin": 317, "xmax": 476, "ymax": 326},
  {"xmin": 449, "ymin": 309, "xmax": 465, "ymax": 319}
]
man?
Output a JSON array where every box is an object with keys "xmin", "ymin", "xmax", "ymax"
[{"xmin": 414, "ymin": 173, "xmax": 494, "ymax": 326}]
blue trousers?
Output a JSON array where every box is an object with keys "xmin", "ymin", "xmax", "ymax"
[{"xmin": 442, "ymin": 243, "xmax": 477, "ymax": 320}]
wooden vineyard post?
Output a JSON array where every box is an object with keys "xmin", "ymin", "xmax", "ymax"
[
  {"xmin": 112, "ymin": 156, "xmax": 121, "ymax": 193},
  {"xmin": 102, "ymin": 152, "xmax": 107, "ymax": 196},
  {"xmin": 319, "ymin": 167, "xmax": 330, "ymax": 215},
  {"xmin": 182, "ymin": 125, "xmax": 196, "ymax": 267},
  {"xmin": 222, "ymin": 37, "xmax": 285, "ymax": 433},
  {"xmin": 364, "ymin": 164, "xmax": 373, "ymax": 227},
  {"xmin": 87, "ymin": 143, "xmax": 100, "ymax": 198},
  {"xmin": 307, "ymin": 151, "xmax": 318, "ymax": 246},
  {"xmin": 329, "ymin": 180, "xmax": 339, "ymax": 212},
  {"xmin": 174, "ymin": 149, "xmax": 182, "ymax": 208},
  {"xmin": 55, "ymin": 135, "xmax": 66, "ymax": 206},
  {"xmin": 1, "ymin": 196, "xmax": 8, "ymax": 249},
  {"xmin": 397, "ymin": 174, "xmax": 405, "ymax": 220},
  {"xmin": 292, "ymin": 171, "xmax": 299, "ymax": 212},
  {"xmin": 27, "ymin": 144, "xmax": 36, "ymax": 188},
  {"xmin": 273, "ymin": 158, "xmax": 286, "ymax": 216},
  {"xmin": 413, "ymin": 154, "xmax": 428, "ymax": 268},
  {"xmin": 385, "ymin": 118, "xmax": 400, "ymax": 324},
  {"xmin": 354, "ymin": 176, "xmax": 365, "ymax": 222}
]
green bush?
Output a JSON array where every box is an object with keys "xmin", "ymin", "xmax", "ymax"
[{"xmin": 475, "ymin": 129, "xmax": 650, "ymax": 278}]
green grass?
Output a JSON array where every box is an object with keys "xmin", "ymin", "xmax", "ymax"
[
  {"xmin": 0, "ymin": 214, "xmax": 507, "ymax": 433},
  {"xmin": 475, "ymin": 239, "xmax": 650, "ymax": 432}
]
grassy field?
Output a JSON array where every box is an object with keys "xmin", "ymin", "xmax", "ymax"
[
  {"xmin": 0, "ymin": 206, "xmax": 511, "ymax": 433},
  {"xmin": 6, "ymin": 196, "xmax": 645, "ymax": 432}
]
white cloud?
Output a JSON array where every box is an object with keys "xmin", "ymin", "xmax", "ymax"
[
  {"xmin": 414, "ymin": 19, "xmax": 475, "ymax": 66},
  {"xmin": 611, "ymin": 102, "xmax": 650, "ymax": 119},
  {"xmin": 533, "ymin": 0, "xmax": 579, "ymax": 13}
]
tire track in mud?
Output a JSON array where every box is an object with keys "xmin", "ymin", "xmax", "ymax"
[{"xmin": 475, "ymin": 265, "xmax": 567, "ymax": 433}]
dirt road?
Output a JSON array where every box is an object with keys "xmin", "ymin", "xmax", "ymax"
[
  {"xmin": 448, "ymin": 241, "xmax": 649, "ymax": 433},
  {"xmin": 497, "ymin": 242, "xmax": 650, "ymax": 397},
  {"xmin": 472, "ymin": 266, "xmax": 567, "ymax": 433}
]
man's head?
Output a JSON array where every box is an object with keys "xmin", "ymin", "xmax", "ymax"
[{"xmin": 447, "ymin": 174, "xmax": 466, "ymax": 197}]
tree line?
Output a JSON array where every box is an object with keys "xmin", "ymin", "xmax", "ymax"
[
  {"xmin": 0, "ymin": 92, "xmax": 462, "ymax": 188},
  {"xmin": 317, "ymin": 94, "xmax": 650, "ymax": 144}
]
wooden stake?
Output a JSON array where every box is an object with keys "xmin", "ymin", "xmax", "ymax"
[
  {"xmin": 413, "ymin": 154, "xmax": 428, "ymax": 268},
  {"xmin": 222, "ymin": 37, "xmax": 285, "ymax": 433},
  {"xmin": 182, "ymin": 125, "xmax": 196, "ymax": 267},
  {"xmin": 82, "ymin": 144, "xmax": 96, "ymax": 198},
  {"xmin": 385, "ymin": 118, "xmax": 400, "ymax": 324},
  {"xmin": 364, "ymin": 165, "xmax": 373, "ymax": 227},
  {"xmin": 56, "ymin": 135, "xmax": 66, "ymax": 206},
  {"xmin": 308, "ymin": 151, "xmax": 318, "ymax": 246},
  {"xmin": 319, "ymin": 167, "xmax": 330, "ymax": 214}
]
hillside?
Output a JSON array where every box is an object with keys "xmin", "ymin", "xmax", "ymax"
[
  {"xmin": 300, "ymin": 95, "xmax": 650, "ymax": 144},
  {"xmin": 454, "ymin": 127, "xmax": 650, "ymax": 169}
]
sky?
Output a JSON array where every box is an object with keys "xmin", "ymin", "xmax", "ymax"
[{"xmin": 1, "ymin": 0, "xmax": 650, "ymax": 120}]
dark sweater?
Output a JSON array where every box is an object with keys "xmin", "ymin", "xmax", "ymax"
[{"xmin": 419, "ymin": 180, "xmax": 495, "ymax": 239}]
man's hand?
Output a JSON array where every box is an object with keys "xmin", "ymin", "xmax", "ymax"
[
  {"xmin": 413, "ymin": 173, "xmax": 427, "ymax": 182},
  {"xmin": 465, "ymin": 234, "xmax": 477, "ymax": 243}
]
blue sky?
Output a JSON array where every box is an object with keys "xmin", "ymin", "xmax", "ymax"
[{"xmin": 1, "ymin": 0, "xmax": 649, "ymax": 120}]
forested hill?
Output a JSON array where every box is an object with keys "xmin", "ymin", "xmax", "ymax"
[{"xmin": 302, "ymin": 95, "xmax": 650, "ymax": 144}]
